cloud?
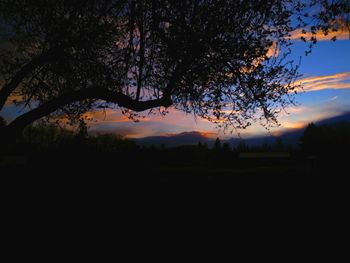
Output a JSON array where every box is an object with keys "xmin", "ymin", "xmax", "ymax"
[
  {"xmin": 266, "ymin": 41, "xmax": 280, "ymax": 58},
  {"xmin": 282, "ymin": 121, "xmax": 307, "ymax": 129},
  {"xmin": 83, "ymin": 107, "xmax": 217, "ymax": 138},
  {"xmin": 5, "ymin": 94, "xmax": 25, "ymax": 106},
  {"xmin": 83, "ymin": 109, "xmax": 129, "ymax": 123},
  {"xmin": 290, "ymin": 19, "xmax": 350, "ymax": 41},
  {"xmin": 290, "ymin": 28, "xmax": 350, "ymax": 41},
  {"xmin": 279, "ymin": 106, "xmax": 308, "ymax": 116},
  {"xmin": 295, "ymin": 71, "xmax": 350, "ymax": 92}
]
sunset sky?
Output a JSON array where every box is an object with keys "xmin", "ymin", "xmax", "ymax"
[
  {"xmin": 90, "ymin": 35, "xmax": 350, "ymax": 138},
  {"xmin": 2, "ymin": 32, "xmax": 350, "ymax": 139}
]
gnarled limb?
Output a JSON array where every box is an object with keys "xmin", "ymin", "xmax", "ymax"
[{"xmin": 1, "ymin": 87, "xmax": 172, "ymax": 139}]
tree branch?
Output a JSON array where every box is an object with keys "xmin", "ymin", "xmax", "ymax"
[{"xmin": 2, "ymin": 87, "xmax": 172, "ymax": 137}]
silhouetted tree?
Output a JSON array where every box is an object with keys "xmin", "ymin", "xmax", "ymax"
[
  {"xmin": 300, "ymin": 123, "xmax": 320, "ymax": 154},
  {"xmin": 0, "ymin": 0, "xmax": 349, "ymax": 141},
  {"xmin": 222, "ymin": 142, "xmax": 231, "ymax": 152},
  {"xmin": 274, "ymin": 137, "xmax": 285, "ymax": 152},
  {"xmin": 299, "ymin": 121, "xmax": 350, "ymax": 174},
  {"xmin": 236, "ymin": 140, "xmax": 249, "ymax": 153},
  {"xmin": 76, "ymin": 120, "xmax": 89, "ymax": 140},
  {"xmin": 300, "ymin": 122, "xmax": 350, "ymax": 156},
  {"xmin": 21, "ymin": 122, "xmax": 74, "ymax": 150},
  {"xmin": 213, "ymin": 138, "xmax": 222, "ymax": 151}
]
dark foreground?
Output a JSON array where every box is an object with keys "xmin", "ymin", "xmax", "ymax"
[
  {"xmin": 0, "ymin": 150, "xmax": 344, "ymax": 182},
  {"xmin": 1, "ymin": 151, "xmax": 347, "ymax": 207},
  {"xmin": 0, "ymin": 123, "xmax": 350, "ymax": 186},
  {"xmin": 1, "ymin": 123, "xmax": 348, "ymax": 186}
]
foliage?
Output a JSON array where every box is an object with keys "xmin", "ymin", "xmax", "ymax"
[
  {"xmin": 22, "ymin": 123, "xmax": 75, "ymax": 150},
  {"xmin": 20, "ymin": 123, "xmax": 138, "ymax": 153}
]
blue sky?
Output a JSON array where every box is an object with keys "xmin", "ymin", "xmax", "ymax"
[{"xmin": 296, "ymin": 40, "xmax": 350, "ymax": 75}]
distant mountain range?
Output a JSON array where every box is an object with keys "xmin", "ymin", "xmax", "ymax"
[
  {"xmin": 133, "ymin": 112, "xmax": 350, "ymax": 148},
  {"xmin": 133, "ymin": 131, "xmax": 212, "ymax": 148},
  {"xmin": 316, "ymin": 112, "xmax": 350, "ymax": 126}
]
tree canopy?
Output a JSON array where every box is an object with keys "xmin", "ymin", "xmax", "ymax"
[{"xmin": 0, "ymin": 0, "xmax": 349, "ymax": 140}]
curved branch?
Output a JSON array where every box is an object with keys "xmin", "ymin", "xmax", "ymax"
[{"xmin": 2, "ymin": 87, "xmax": 172, "ymax": 137}]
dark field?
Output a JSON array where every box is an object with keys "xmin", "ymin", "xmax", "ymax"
[
  {"xmin": 1, "ymin": 122, "xmax": 348, "ymax": 185},
  {"xmin": 1, "ymin": 146, "xmax": 344, "ymax": 183}
]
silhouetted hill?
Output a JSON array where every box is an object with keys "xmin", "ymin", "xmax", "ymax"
[
  {"xmin": 133, "ymin": 112, "xmax": 350, "ymax": 147},
  {"xmin": 316, "ymin": 111, "xmax": 350, "ymax": 126},
  {"xmin": 133, "ymin": 131, "xmax": 213, "ymax": 147},
  {"xmin": 227, "ymin": 136, "xmax": 278, "ymax": 147},
  {"xmin": 279, "ymin": 111, "xmax": 350, "ymax": 145},
  {"xmin": 226, "ymin": 131, "xmax": 302, "ymax": 147}
]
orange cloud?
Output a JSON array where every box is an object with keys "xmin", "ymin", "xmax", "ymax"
[
  {"xmin": 295, "ymin": 71, "xmax": 350, "ymax": 92},
  {"xmin": 282, "ymin": 121, "xmax": 306, "ymax": 129},
  {"xmin": 5, "ymin": 94, "xmax": 25, "ymax": 106},
  {"xmin": 266, "ymin": 41, "xmax": 280, "ymax": 58},
  {"xmin": 290, "ymin": 28, "xmax": 350, "ymax": 41},
  {"xmin": 84, "ymin": 110, "xmax": 131, "ymax": 123},
  {"xmin": 199, "ymin": 131, "xmax": 218, "ymax": 138},
  {"xmin": 290, "ymin": 19, "xmax": 350, "ymax": 41}
]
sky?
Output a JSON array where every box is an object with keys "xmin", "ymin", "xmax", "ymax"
[
  {"xmin": 90, "ymin": 35, "xmax": 350, "ymax": 139},
  {"xmin": 2, "ymin": 29, "xmax": 350, "ymax": 139}
]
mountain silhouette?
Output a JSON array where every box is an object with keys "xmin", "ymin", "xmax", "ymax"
[
  {"xmin": 133, "ymin": 112, "xmax": 350, "ymax": 147},
  {"xmin": 133, "ymin": 131, "xmax": 213, "ymax": 147},
  {"xmin": 316, "ymin": 111, "xmax": 350, "ymax": 126}
]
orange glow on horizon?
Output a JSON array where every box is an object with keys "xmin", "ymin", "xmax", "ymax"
[{"xmin": 282, "ymin": 122, "xmax": 306, "ymax": 129}]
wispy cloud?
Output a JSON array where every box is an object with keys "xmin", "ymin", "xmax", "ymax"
[
  {"xmin": 296, "ymin": 71, "xmax": 350, "ymax": 92},
  {"xmin": 282, "ymin": 121, "xmax": 307, "ymax": 129},
  {"xmin": 290, "ymin": 19, "xmax": 350, "ymax": 41},
  {"xmin": 283, "ymin": 106, "xmax": 307, "ymax": 114},
  {"xmin": 5, "ymin": 94, "xmax": 24, "ymax": 106},
  {"xmin": 290, "ymin": 28, "xmax": 350, "ymax": 41}
]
